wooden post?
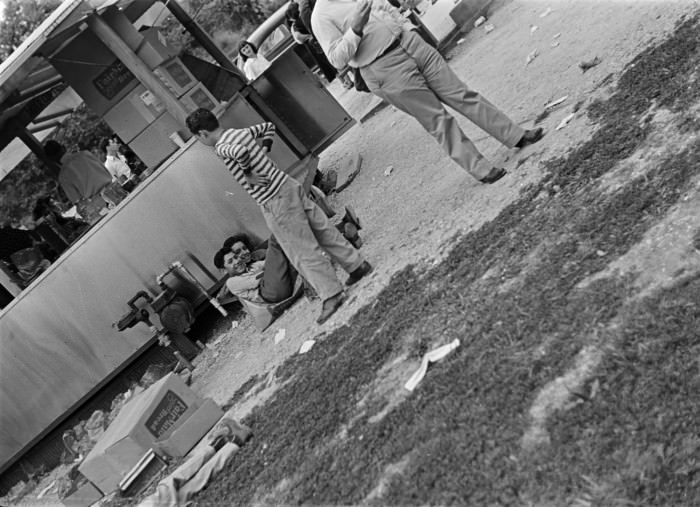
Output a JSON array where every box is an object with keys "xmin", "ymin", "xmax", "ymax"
[
  {"xmin": 86, "ymin": 14, "xmax": 190, "ymax": 126},
  {"xmin": 15, "ymin": 127, "xmax": 60, "ymax": 179},
  {"xmin": 163, "ymin": 0, "xmax": 246, "ymax": 79}
]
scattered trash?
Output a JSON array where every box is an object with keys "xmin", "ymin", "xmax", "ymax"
[
  {"xmin": 596, "ymin": 250, "xmax": 607, "ymax": 257},
  {"xmin": 543, "ymin": 95, "xmax": 568, "ymax": 110},
  {"xmin": 552, "ymin": 32, "xmax": 561, "ymax": 39},
  {"xmin": 299, "ymin": 340, "xmax": 316, "ymax": 354},
  {"xmin": 474, "ymin": 16, "xmax": 486, "ymax": 27},
  {"xmin": 556, "ymin": 112, "xmax": 576, "ymax": 130},
  {"xmin": 456, "ymin": 38, "xmax": 465, "ymax": 44},
  {"xmin": 231, "ymin": 320, "xmax": 239, "ymax": 330},
  {"xmin": 384, "ymin": 165, "xmax": 394, "ymax": 176},
  {"xmin": 274, "ymin": 328, "xmax": 286, "ymax": 344},
  {"xmin": 530, "ymin": 25, "xmax": 539, "ymax": 35},
  {"xmin": 211, "ymin": 334, "xmax": 226, "ymax": 347},
  {"xmin": 590, "ymin": 378, "xmax": 600, "ymax": 399},
  {"xmin": 37, "ymin": 480, "xmax": 57, "ymax": 499},
  {"xmin": 551, "ymin": 40, "xmax": 560, "ymax": 48},
  {"xmin": 579, "ymin": 56, "xmax": 602, "ymax": 73},
  {"xmin": 405, "ymin": 339, "xmax": 460, "ymax": 391},
  {"xmin": 539, "ymin": 7, "xmax": 553, "ymax": 18},
  {"xmin": 526, "ymin": 49, "xmax": 539, "ymax": 65},
  {"xmin": 484, "ymin": 23, "xmax": 495, "ymax": 33}
]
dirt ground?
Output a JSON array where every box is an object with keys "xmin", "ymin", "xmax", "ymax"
[
  {"xmin": 192, "ymin": 0, "xmax": 695, "ymax": 424},
  {"xmin": 10, "ymin": 0, "xmax": 700, "ymax": 505}
]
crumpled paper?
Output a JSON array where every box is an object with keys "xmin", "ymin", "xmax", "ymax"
[{"xmin": 405, "ymin": 339, "xmax": 460, "ymax": 391}]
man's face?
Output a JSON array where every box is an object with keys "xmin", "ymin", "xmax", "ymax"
[
  {"xmin": 222, "ymin": 241, "xmax": 251, "ymax": 275},
  {"xmin": 106, "ymin": 138, "xmax": 120, "ymax": 155},
  {"xmin": 195, "ymin": 130, "xmax": 217, "ymax": 147}
]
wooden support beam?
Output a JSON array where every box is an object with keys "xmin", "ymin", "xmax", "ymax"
[
  {"xmin": 86, "ymin": 14, "xmax": 190, "ymax": 126},
  {"xmin": 16, "ymin": 127, "xmax": 60, "ymax": 179},
  {"xmin": 163, "ymin": 0, "xmax": 246, "ymax": 80}
]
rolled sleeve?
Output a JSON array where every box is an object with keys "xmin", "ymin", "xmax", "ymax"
[{"xmin": 312, "ymin": 11, "xmax": 361, "ymax": 69}]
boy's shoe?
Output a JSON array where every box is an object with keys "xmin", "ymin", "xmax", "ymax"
[
  {"xmin": 317, "ymin": 292, "xmax": 347, "ymax": 324},
  {"xmin": 479, "ymin": 167, "xmax": 507, "ymax": 184},
  {"xmin": 515, "ymin": 127, "xmax": 545, "ymax": 148},
  {"xmin": 342, "ymin": 222, "xmax": 362, "ymax": 249},
  {"xmin": 342, "ymin": 205, "xmax": 362, "ymax": 230},
  {"xmin": 346, "ymin": 261, "xmax": 373, "ymax": 286}
]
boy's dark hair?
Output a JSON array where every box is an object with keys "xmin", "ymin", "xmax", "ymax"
[
  {"xmin": 222, "ymin": 233, "xmax": 251, "ymax": 251},
  {"xmin": 43, "ymin": 140, "xmax": 66, "ymax": 163},
  {"xmin": 186, "ymin": 108, "xmax": 219, "ymax": 136},
  {"xmin": 213, "ymin": 247, "xmax": 228, "ymax": 269}
]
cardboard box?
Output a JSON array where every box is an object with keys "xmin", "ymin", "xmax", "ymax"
[
  {"xmin": 154, "ymin": 398, "xmax": 223, "ymax": 458},
  {"xmin": 60, "ymin": 481, "xmax": 103, "ymax": 507},
  {"xmin": 78, "ymin": 374, "xmax": 222, "ymax": 494}
]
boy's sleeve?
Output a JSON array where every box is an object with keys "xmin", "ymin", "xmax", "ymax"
[
  {"xmin": 248, "ymin": 122, "xmax": 276, "ymax": 152},
  {"xmin": 218, "ymin": 144, "xmax": 252, "ymax": 173}
]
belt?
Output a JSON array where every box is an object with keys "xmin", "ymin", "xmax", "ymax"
[{"xmin": 373, "ymin": 34, "xmax": 402, "ymax": 63}]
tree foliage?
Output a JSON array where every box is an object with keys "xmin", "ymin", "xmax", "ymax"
[{"xmin": 0, "ymin": 0, "xmax": 60, "ymax": 64}]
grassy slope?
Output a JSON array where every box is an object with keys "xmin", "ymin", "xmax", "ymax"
[{"xmin": 194, "ymin": 13, "xmax": 700, "ymax": 506}]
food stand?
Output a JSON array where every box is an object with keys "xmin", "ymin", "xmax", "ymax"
[{"xmin": 0, "ymin": 0, "xmax": 354, "ymax": 489}]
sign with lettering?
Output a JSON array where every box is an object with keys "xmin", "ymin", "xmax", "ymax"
[
  {"xmin": 93, "ymin": 60, "xmax": 135, "ymax": 100},
  {"xmin": 145, "ymin": 390, "xmax": 188, "ymax": 438}
]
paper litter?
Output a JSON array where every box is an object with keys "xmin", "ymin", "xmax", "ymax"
[{"xmin": 405, "ymin": 339, "xmax": 460, "ymax": 391}]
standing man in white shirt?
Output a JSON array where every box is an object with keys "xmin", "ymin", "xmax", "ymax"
[
  {"xmin": 99, "ymin": 137, "xmax": 132, "ymax": 183},
  {"xmin": 311, "ymin": 0, "xmax": 545, "ymax": 184}
]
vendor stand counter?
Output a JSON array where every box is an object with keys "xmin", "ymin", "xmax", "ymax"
[{"xmin": 0, "ymin": 93, "xmax": 318, "ymax": 473}]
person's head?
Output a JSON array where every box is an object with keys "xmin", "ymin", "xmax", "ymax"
[
  {"xmin": 214, "ymin": 234, "xmax": 253, "ymax": 275},
  {"xmin": 44, "ymin": 140, "xmax": 66, "ymax": 163},
  {"xmin": 186, "ymin": 108, "xmax": 220, "ymax": 146},
  {"xmin": 238, "ymin": 41, "xmax": 258, "ymax": 61},
  {"xmin": 99, "ymin": 137, "xmax": 121, "ymax": 157}
]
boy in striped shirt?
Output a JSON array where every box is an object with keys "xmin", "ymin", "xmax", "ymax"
[{"xmin": 186, "ymin": 108, "xmax": 372, "ymax": 324}]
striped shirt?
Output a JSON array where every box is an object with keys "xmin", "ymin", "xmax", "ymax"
[{"xmin": 214, "ymin": 123, "xmax": 288, "ymax": 205}]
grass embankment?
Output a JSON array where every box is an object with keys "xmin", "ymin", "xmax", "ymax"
[{"xmin": 196, "ymin": 14, "xmax": 700, "ymax": 506}]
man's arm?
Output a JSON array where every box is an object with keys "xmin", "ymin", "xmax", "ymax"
[{"xmin": 312, "ymin": 0, "xmax": 371, "ymax": 69}]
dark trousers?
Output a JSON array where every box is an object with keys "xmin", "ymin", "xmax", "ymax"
[{"xmin": 259, "ymin": 234, "xmax": 296, "ymax": 303}]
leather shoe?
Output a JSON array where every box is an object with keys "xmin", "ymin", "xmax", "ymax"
[
  {"xmin": 342, "ymin": 205, "xmax": 362, "ymax": 230},
  {"xmin": 317, "ymin": 292, "xmax": 347, "ymax": 324},
  {"xmin": 479, "ymin": 167, "xmax": 507, "ymax": 184},
  {"xmin": 515, "ymin": 127, "xmax": 545, "ymax": 148},
  {"xmin": 345, "ymin": 261, "xmax": 373, "ymax": 286}
]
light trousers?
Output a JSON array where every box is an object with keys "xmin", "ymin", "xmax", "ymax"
[
  {"xmin": 261, "ymin": 178, "xmax": 364, "ymax": 301},
  {"xmin": 360, "ymin": 30, "xmax": 525, "ymax": 180}
]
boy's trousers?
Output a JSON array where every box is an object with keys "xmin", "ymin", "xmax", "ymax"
[{"xmin": 261, "ymin": 178, "xmax": 364, "ymax": 301}]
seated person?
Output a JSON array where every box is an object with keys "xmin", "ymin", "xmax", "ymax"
[
  {"xmin": 43, "ymin": 140, "xmax": 112, "ymax": 204},
  {"xmin": 0, "ymin": 220, "xmax": 50, "ymax": 283},
  {"xmin": 99, "ymin": 137, "xmax": 133, "ymax": 184},
  {"xmin": 238, "ymin": 41, "xmax": 271, "ymax": 81},
  {"xmin": 214, "ymin": 233, "xmax": 296, "ymax": 304}
]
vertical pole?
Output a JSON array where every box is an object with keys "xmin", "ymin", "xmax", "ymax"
[{"xmin": 162, "ymin": 0, "xmax": 246, "ymax": 79}]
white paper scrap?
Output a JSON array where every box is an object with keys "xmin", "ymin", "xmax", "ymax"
[
  {"xmin": 539, "ymin": 7, "xmax": 553, "ymax": 18},
  {"xmin": 299, "ymin": 340, "xmax": 316, "ymax": 354},
  {"xmin": 543, "ymin": 95, "xmax": 568, "ymax": 109},
  {"xmin": 556, "ymin": 112, "xmax": 576, "ymax": 130},
  {"xmin": 405, "ymin": 339, "xmax": 460, "ymax": 391},
  {"xmin": 274, "ymin": 328, "xmax": 286, "ymax": 344}
]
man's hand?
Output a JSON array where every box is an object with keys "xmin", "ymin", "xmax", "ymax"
[
  {"xmin": 350, "ymin": 0, "xmax": 372, "ymax": 36},
  {"xmin": 244, "ymin": 171, "xmax": 271, "ymax": 187}
]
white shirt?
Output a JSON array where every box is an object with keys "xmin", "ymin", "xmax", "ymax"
[
  {"xmin": 243, "ymin": 56, "xmax": 272, "ymax": 81},
  {"xmin": 311, "ymin": 0, "xmax": 408, "ymax": 69},
  {"xmin": 104, "ymin": 154, "xmax": 132, "ymax": 181}
]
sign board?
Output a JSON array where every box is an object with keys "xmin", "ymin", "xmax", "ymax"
[
  {"xmin": 93, "ymin": 60, "xmax": 136, "ymax": 100},
  {"xmin": 144, "ymin": 390, "xmax": 188, "ymax": 438}
]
